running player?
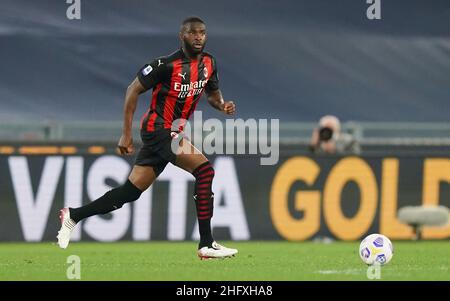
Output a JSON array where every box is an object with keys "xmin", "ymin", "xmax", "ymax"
[{"xmin": 57, "ymin": 16, "xmax": 238, "ymax": 259}]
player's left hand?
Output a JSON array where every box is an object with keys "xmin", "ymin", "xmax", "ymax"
[{"xmin": 223, "ymin": 101, "xmax": 235, "ymax": 115}]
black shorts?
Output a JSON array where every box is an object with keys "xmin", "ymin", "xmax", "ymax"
[{"xmin": 134, "ymin": 129, "xmax": 183, "ymax": 176}]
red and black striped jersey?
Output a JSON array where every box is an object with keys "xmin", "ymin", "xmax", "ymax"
[{"xmin": 137, "ymin": 48, "xmax": 219, "ymax": 132}]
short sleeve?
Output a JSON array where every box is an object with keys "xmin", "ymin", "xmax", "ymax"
[
  {"xmin": 205, "ymin": 57, "xmax": 219, "ymax": 92},
  {"xmin": 137, "ymin": 58, "xmax": 166, "ymax": 90}
]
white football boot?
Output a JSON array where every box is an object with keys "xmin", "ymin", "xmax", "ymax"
[
  {"xmin": 56, "ymin": 208, "xmax": 76, "ymax": 249},
  {"xmin": 197, "ymin": 241, "xmax": 238, "ymax": 260}
]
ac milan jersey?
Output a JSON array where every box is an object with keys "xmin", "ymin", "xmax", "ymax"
[{"xmin": 137, "ymin": 48, "xmax": 219, "ymax": 132}]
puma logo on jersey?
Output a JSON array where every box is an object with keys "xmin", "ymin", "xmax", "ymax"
[
  {"xmin": 178, "ymin": 72, "xmax": 187, "ymax": 80},
  {"xmin": 158, "ymin": 59, "xmax": 163, "ymax": 66}
]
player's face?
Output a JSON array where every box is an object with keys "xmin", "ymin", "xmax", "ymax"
[{"xmin": 181, "ymin": 22, "xmax": 207, "ymax": 55}]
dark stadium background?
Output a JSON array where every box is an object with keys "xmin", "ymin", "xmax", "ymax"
[{"xmin": 0, "ymin": 0, "xmax": 449, "ymax": 244}]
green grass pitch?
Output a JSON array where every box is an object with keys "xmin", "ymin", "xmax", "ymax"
[{"xmin": 0, "ymin": 241, "xmax": 449, "ymax": 281}]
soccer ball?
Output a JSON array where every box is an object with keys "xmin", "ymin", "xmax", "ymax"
[{"xmin": 359, "ymin": 234, "xmax": 393, "ymax": 266}]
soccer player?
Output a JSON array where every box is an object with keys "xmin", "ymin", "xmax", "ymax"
[{"xmin": 57, "ymin": 16, "xmax": 238, "ymax": 259}]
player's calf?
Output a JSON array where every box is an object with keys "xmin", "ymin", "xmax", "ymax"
[
  {"xmin": 192, "ymin": 161, "xmax": 215, "ymax": 248},
  {"xmin": 69, "ymin": 179, "xmax": 142, "ymax": 223},
  {"xmin": 56, "ymin": 180, "xmax": 143, "ymax": 249}
]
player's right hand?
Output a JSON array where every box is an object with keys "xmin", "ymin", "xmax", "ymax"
[{"xmin": 117, "ymin": 134, "xmax": 134, "ymax": 155}]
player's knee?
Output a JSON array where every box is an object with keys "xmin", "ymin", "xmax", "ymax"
[
  {"xmin": 193, "ymin": 161, "xmax": 215, "ymax": 181},
  {"xmin": 206, "ymin": 165, "xmax": 215, "ymax": 181},
  {"xmin": 209, "ymin": 165, "xmax": 215, "ymax": 179}
]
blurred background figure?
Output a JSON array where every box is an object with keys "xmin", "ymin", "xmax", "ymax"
[{"xmin": 309, "ymin": 115, "xmax": 360, "ymax": 155}]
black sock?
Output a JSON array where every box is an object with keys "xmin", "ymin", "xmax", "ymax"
[
  {"xmin": 69, "ymin": 180, "xmax": 142, "ymax": 223},
  {"xmin": 192, "ymin": 162, "xmax": 215, "ymax": 249},
  {"xmin": 199, "ymin": 218, "xmax": 213, "ymax": 249}
]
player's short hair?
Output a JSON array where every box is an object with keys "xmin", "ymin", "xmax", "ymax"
[{"xmin": 181, "ymin": 16, "xmax": 206, "ymax": 31}]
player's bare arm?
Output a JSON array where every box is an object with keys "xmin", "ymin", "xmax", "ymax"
[
  {"xmin": 118, "ymin": 77, "xmax": 146, "ymax": 155},
  {"xmin": 206, "ymin": 89, "xmax": 235, "ymax": 115}
]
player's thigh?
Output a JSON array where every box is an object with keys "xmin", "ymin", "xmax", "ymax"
[
  {"xmin": 128, "ymin": 165, "xmax": 157, "ymax": 191},
  {"xmin": 175, "ymin": 138, "xmax": 208, "ymax": 174}
]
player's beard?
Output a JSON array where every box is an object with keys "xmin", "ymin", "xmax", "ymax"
[{"xmin": 184, "ymin": 39, "xmax": 205, "ymax": 57}]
